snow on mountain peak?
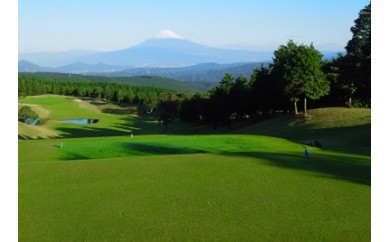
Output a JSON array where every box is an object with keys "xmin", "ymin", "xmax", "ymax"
[{"xmin": 155, "ymin": 30, "xmax": 184, "ymax": 39}]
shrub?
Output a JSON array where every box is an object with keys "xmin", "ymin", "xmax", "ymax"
[{"xmin": 18, "ymin": 106, "xmax": 38, "ymax": 119}]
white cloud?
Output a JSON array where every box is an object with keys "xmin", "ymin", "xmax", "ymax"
[{"xmin": 156, "ymin": 30, "xmax": 183, "ymax": 39}]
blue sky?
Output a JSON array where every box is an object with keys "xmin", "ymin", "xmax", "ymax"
[{"xmin": 19, "ymin": 0, "xmax": 370, "ymax": 53}]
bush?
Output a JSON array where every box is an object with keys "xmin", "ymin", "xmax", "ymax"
[
  {"xmin": 18, "ymin": 106, "xmax": 38, "ymax": 119},
  {"xmin": 346, "ymin": 99, "xmax": 370, "ymax": 108}
]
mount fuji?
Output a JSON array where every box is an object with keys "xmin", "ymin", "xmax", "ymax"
[{"xmin": 19, "ymin": 36, "xmax": 273, "ymax": 68}]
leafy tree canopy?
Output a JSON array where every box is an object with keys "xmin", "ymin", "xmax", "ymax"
[
  {"xmin": 273, "ymin": 40, "xmax": 329, "ymax": 100},
  {"xmin": 346, "ymin": 2, "xmax": 371, "ymax": 60},
  {"xmin": 18, "ymin": 106, "xmax": 38, "ymax": 119}
]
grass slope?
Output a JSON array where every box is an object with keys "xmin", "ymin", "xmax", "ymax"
[
  {"xmin": 18, "ymin": 96, "xmax": 371, "ymax": 241},
  {"xmin": 238, "ymin": 108, "xmax": 371, "ymax": 155}
]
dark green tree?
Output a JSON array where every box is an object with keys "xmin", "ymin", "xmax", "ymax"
[
  {"xmin": 18, "ymin": 106, "xmax": 38, "ymax": 119},
  {"xmin": 140, "ymin": 93, "xmax": 158, "ymax": 113},
  {"xmin": 273, "ymin": 40, "xmax": 329, "ymax": 116},
  {"xmin": 157, "ymin": 93, "xmax": 181, "ymax": 128},
  {"xmin": 230, "ymin": 75, "xmax": 251, "ymax": 119},
  {"xmin": 344, "ymin": 2, "xmax": 371, "ymax": 104},
  {"xmin": 250, "ymin": 64, "xmax": 289, "ymax": 116},
  {"xmin": 208, "ymin": 73, "xmax": 235, "ymax": 129},
  {"xmin": 179, "ymin": 93, "xmax": 208, "ymax": 123},
  {"xmin": 114, "ymin": 89, "xmax": 124, "ymax": 103},
  {"xmin": 328, "ymin": 54, "xmax": 358, "ymax": 107}
]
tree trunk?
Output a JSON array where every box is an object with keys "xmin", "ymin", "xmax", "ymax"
[
  {"xmin": 293, "ymin": 100, "xmax": 298, "ymax": 115},
  {"xmin": 348, "ymin": 97, "xmax": 352, "ymax": 108},
  {"xmin": 303, "ymin": 97, "xmax": 308, "ymax": 117},
  {"xmin": 227, "ymin": 118, "xmax": 231, "ymax": 129}
]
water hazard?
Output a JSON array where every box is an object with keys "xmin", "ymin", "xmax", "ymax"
[
  {"xmin": 19, "ymin": 118, "xmax": 40, "ymax": 126},
  {"xmin": 62, "ymin": 119, "xmax": 99, "ymax": 124}
]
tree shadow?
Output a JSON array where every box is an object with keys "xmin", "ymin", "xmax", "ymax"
[
  {"xmin": 224, "ymin": 151, "xmax": 370, "ymax": 185},
  {"xmin": 100, "ymin": 108, "xmax": 135, "ymax": 115},
  {"xmin": 59, "ymin": 152, "xmax": 90, "ymax": 161},
  {"xmin": 120, "ymin": 142, "xmax": 206, "ymax": 156},
  {"xmin": 112, "ymin": 115, "xmax": 161, "ymax": 134},
  {"xmin": 55, "ymin": 126, "xmax": 131, "ymax": 138}
]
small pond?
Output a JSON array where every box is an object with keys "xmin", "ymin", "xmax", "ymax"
[
  {"xmin": 62, "ymin": 119, "xmax": 99, "ymax": 124},
  {"xmin": 19, "ymin": 118, "xmax": 40, "ymax": 126}
]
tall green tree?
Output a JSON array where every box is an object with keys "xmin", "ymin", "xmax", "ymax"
[
  {"xmin": 157, "ymin": 93, "xmax": 181, "ymax": 128},
  {"xmin": 250, "ymin": 65, "xmax": 289, "ymax": 116},
  {"xmin": 179, "ymin": 93, "xmax": 207, "ymax": 122},
  {"xmin": 208, "ymin": 73, "xmax": 235, "ymax": 129},
  {"xmin": 344, "ymin": 2, "xmax": 371, "ymax": 103},
  {"xmin": 230, "ymin": 75, "xmax": 251, "ymax": 119},
  {"xmin": 273, "ymin": 40, "xmax": 329, "ymax": 116}
]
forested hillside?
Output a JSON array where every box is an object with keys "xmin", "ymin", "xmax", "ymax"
[{"xmin": 18, "ymin": 72, "xmax": 214, "ymax": 93}]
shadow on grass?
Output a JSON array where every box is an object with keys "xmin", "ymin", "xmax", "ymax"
[
  {"xmin": 101, "ymin": 108, "xmax": 135, "ymax": 115},
  {"xmin": 54, "ymin": 136, "xmax": 370, "ymax": 185},
  {"xmin": 120, "ymin": 142, "xmax": 206, "ymax": 156},
  {"xmin": 112, "ymin": 115, "xmax": 161, "ymax": 135},
  {"xmin": 236, "ymin": 116, "xmax": 371, "ymax": 155},
  {"xmin": 226, "ymin": 151, "xmax": 370, "ymax": 186},
  {"xmin": 55, "ymin": 126, "xmax": 131, "ymax": 138},
  {"xmin": 56, "ymin": 142, "xmax": 206, "ymax": 161},
  {"xmin": 60, "ymin": 152, "xmax": 90, "ymax": 161},
  {"xmin": 123, "ymin": 143, "xmax": 371, "ymax": 185}
]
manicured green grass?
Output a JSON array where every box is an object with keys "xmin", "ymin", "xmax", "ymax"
[
  {"xmin": 19, "ymin": 152, "xmax": 370, "ymax": 241},
  {"xmin": 19, "ymin": 95, "xmax": 94, "ymax": 119},
  {"xmin": 18, "ymin": 95, "xmax": 371, "ymax": 241},
  {"xmin": 18, "ymin": 95, "xmax": 160, "ymax": 139},
  {"xmin": 19, "ymin": 134, "xmax": 370, "ymax": 241},
  {"xmin": 18, "ymin": 134, "xmax": 305, "ymax": 162}
]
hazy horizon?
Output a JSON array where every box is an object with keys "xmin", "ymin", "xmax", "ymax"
[{"xmin": 19, "ymin": 0, "xmax": 370, "ymax": 53}]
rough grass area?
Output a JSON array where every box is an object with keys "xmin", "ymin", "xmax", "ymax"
[{"xmin": 18, "ymin": 122, "xmax": 58, "ymax": 139}]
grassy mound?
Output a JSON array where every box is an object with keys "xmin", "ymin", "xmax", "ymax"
[{"xmin": 238, "ymin": 108, "xmax": 370, "ymax": 154}]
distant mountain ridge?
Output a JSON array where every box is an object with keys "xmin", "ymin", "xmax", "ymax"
[
  {"xmin": 19, "ymin": 38, "xmax": 274, "ymax": 67},
  {"xmin": 19, "ymin": 37, "xmax": 338, "ymax": 82},
  {"xmin": 19, "ymin": 37, "xmax": 338, "ymax": 68},
  {"xmin": 102, "ymin": 62, "xmax": 268, "ymax": 82},
  {"xmin": 19, "ymin": 60, "xmax": 268, "ymax": 82},
  {"xmin": 18, "ymin": 60, "xmax": 128, "ymax": 74},
  {"xmin": 18, "ymin": 50, "xmax": 98, "ymax": 67}
]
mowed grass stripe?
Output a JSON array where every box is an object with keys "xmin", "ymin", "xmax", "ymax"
[{"xmin": 19, "ymin": 153, "xmax": 370, "ymax": 242}]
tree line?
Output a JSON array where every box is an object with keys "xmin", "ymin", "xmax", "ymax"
[
  {"xmin": 18, "ymin": 76, "xmax": 173, "ymax": 109},
  {"xmin": 159, "ymin": 2, "xmax": 371, "ymax": 129},
  {"xmin": 18, "ymin": 3, "xmax": 370, "ymax": 130}
]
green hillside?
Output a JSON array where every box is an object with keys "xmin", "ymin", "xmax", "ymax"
[
  {"xmin": 238, "ymin": 108, "xmax": 371, "ymax": 154},
  {"xmin": 18, "ymin": 95, "xmax": 161, "ymax": 139},
  {"xmin": 18, "ymin": 72, "xmax": 212, "ymax": 93},
  {"xmin": 18, "ymin": 95, "xmax": 371, "ymax": 241}
]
